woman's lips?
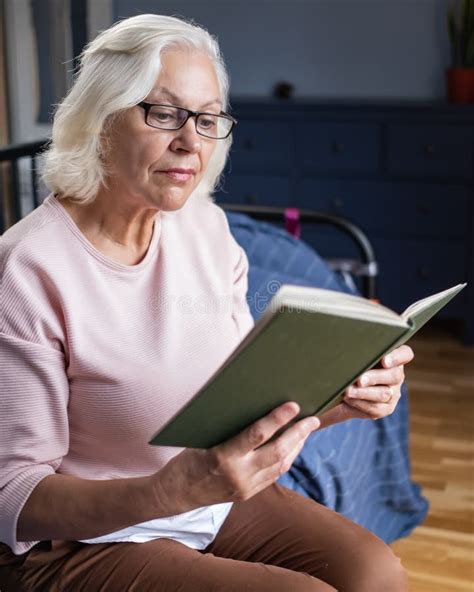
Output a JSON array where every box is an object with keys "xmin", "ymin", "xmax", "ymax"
[{"xmin": 157, "ymin": 169, "xmax": 195, "ymax": 182}]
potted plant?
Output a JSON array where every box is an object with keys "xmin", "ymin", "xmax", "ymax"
[{"xmin": 447, "ymin": 0, "xmax": 474, "ymax": 103}]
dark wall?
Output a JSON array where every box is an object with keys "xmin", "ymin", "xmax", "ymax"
[{"xmin": 113, "ymin": 0, "xmax": 451, "ymax": 100}]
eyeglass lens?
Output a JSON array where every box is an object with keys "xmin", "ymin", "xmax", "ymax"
[{"xmin": 146, "ymin": 105, "xmax": 232, "ymax": 138}]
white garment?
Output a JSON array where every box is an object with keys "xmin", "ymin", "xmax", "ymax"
[{"xmin": 80, "ymin": 503, "xmax": 233, "ymax": 549}]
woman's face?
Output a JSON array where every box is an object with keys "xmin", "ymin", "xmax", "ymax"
[{"xmin": 102, "ymin": 48, "xmax": 221, "ymax": 212}]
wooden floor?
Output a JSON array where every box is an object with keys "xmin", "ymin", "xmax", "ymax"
[{"xmin": 390, "ymin": 322, "xmax": 474, "ymax": 591}]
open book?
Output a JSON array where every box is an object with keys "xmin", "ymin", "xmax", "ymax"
[{"xmin": 150, "ymin": 283, "xmax": 466, "ymax": 449}]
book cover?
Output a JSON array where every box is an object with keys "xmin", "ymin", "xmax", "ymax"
[{"xmin": 150, "ymin": 284, "xmax": 465, "ymax": 449}]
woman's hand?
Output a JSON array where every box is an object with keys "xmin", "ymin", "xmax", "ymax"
[
  {"xmin": 152, "ymin": 402, "xmax": 320, "ymax": 514},
  {"xmin": 152, "ymin": 346, "xmax": 413, "ymax": 514},
  {"xmin": 319, "ymin": 345, "xmax": 414, "ymax": 427}
]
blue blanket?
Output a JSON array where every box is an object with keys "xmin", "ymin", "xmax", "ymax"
[{"xmin": 226, "ymin": 212, "xmax": 428, "ymax": 544}]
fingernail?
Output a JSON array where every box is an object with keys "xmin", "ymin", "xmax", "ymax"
[
  {"xmin": 347, "ymin": 386, "xmax": 358, "ymax": 398},
  {"xmin": 306, "ymin": 417, "xmax": 320, "ymax": 431},
  {"xmin": 384, "ymin": 355, "xmax": 393, "ymax": 367},
  {"xmin": 359, "ymin": 375, "xmax": 369, "ymax": 387},
  {"xmin": 285, "ymin": 402, "xmax": 300, "ymax": 416},
  {"xmin": 384, "ymin": 387, "xmax": 393, "ymax": 402}
]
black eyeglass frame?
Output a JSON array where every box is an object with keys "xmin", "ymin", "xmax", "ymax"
[{"xmin": 136, "ymin": 101, "xmax": 237, "ymax": 139}]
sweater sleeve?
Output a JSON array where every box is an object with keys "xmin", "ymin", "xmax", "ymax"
[
  {"xmin": 0, "ymin": 333, "xmax": 69, "ymax": 554},
  {"xmin": 231, "ymin": 242, "xmax": 254, "ymax": 340},
  {"xmin": 214, "ymin": 205, "xmax": 254, "ymax": 340},
  {"xmin": 206, "ymin": 202, "xmax": 255, "ymax": 340},
  {"xmin": 0, "ymin": 247, "xmax": 69, "ymax": 555}
]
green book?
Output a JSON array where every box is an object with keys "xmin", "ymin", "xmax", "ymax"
[{"xmin": 150, "ymin": 283, "xmax": 466, "ymax": 449}]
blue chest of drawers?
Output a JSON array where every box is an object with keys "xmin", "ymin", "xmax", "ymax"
[{"xmin": 216, "ymin": 99, "xmax": 474, "ymax": 343}]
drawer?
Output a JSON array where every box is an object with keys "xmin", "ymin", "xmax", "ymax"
[
  {"xmin": 229, "ymin": 121, "xmax": 292, "ymax": 172},
  {"xmin": 215, "ymin": 173, "xmax": 291, "ymax": 207},
  {"xmin": 386, "ymin": 124, "xmax": 474, "ymax": 179},
  {"xmin": 297, "ymin": 122, "xmax": 380, "ymax": 174},
  {"xmin": 372, "ymin": 238, "xmax": 467, "ymax": 316},
  {"xmin": 294, "ymin": 179, "xmax": 470, "ymax": 240}
]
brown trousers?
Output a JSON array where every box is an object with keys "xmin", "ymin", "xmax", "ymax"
[{"xmin": 0, "ymin": 484, "xmax": 407, "ymax": 592}]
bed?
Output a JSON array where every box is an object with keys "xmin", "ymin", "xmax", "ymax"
[{"xmin": 225, "ymin": 209, "xmax": 429, "ymax": 544}]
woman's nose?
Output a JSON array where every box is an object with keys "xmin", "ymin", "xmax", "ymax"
[{"xmin": 170, "ymin": 117, "xmax": 202, "ymax": 153}]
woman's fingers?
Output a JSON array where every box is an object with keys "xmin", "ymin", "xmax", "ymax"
[
  {"xmin": 241, "ymin": 442, "xmax": 303, "ymax": 500},
  {"xmin": 218, "ymin": 401, "xmax": 301, "ymax": 456},
  {"xmin": 255, "ymin": 415, "xmax": 320, "ymax": 472},
  {"xmin": 356, "ymin": 366, "xmax": 404, "ymax": 388},
  {"xmin": 256, "ymin": 425, "xmax": 316, "ymax": 485},
  {"xmin": 381, "ymin": 345, "xmax": 414, "ymax": 369},
  {"xmin": 345, "ymin": 385, "xmax": 394, "ymax": 403},
  {"xmin": 343, "ymin": 395, "xmax": 400, "ymax": 419},
  {"xmin": 344, "ymin": 382, "xmax": 401, "ymax": 419},
  {"xmin": 356, "ymin": 345, "xmax": 414, "ymax": 388},
  {"xmin": 206, "ymin": 405, "xmax": 319, "ymax": 504}
]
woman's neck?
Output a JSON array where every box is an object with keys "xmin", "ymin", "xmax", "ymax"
[{"xmin": 59, "ymin": 192, "xmax": 159, "ymax": 266}]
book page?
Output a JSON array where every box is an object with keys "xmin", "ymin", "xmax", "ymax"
[
  {"xmin": 272, "ymin": 285, "xmax": 405, "ymax": 325},
  {"xmin": 401, "ymin": 284, "xmax": 467, "ymax": 322}
]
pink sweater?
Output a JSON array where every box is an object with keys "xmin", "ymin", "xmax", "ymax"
[{"xmin": 0, "ymin": 194, "xmax": 254, "ymax": 554}]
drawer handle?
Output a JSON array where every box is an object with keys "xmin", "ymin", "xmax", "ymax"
[
  {"xmin": 331, "ymin": 142, "xmax": 345, "ymax": 154},
  {"xmin": 244, "ymin": 139, "xmax": 255, "ymax": 150},
  {"xmin": 423, "ymin": 144, "xmax": 436, "ymax": 156},
  {"xmin": 417, "ymin": 265, "xmax": 430, "ymax": 280}
]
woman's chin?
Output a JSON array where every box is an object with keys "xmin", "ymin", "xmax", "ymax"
[{"xmin": 152, "ymin": 189, "xmax": 195, "ymax": 212}]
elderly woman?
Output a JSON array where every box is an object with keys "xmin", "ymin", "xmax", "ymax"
[{"xmin": 0, "ymin": 14, "xmax": 414, "ymax": 592}]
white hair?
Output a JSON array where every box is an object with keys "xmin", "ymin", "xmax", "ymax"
[{"xmin": 42, "ymin": 14, "xmax": 231, "ymax": 203}]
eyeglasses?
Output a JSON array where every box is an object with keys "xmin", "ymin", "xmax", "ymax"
[{"xmin": 137, "ymin": 102, "xmax": 237, "ymax": 140}]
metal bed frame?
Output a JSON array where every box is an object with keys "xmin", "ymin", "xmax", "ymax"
[
  {"xmin": 0, "ymin": 139, "xmax": 50, "ymax": 229},
  {"xmin": 221, "ymin": 203, "xmax": 378, "ymax": 300}
]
